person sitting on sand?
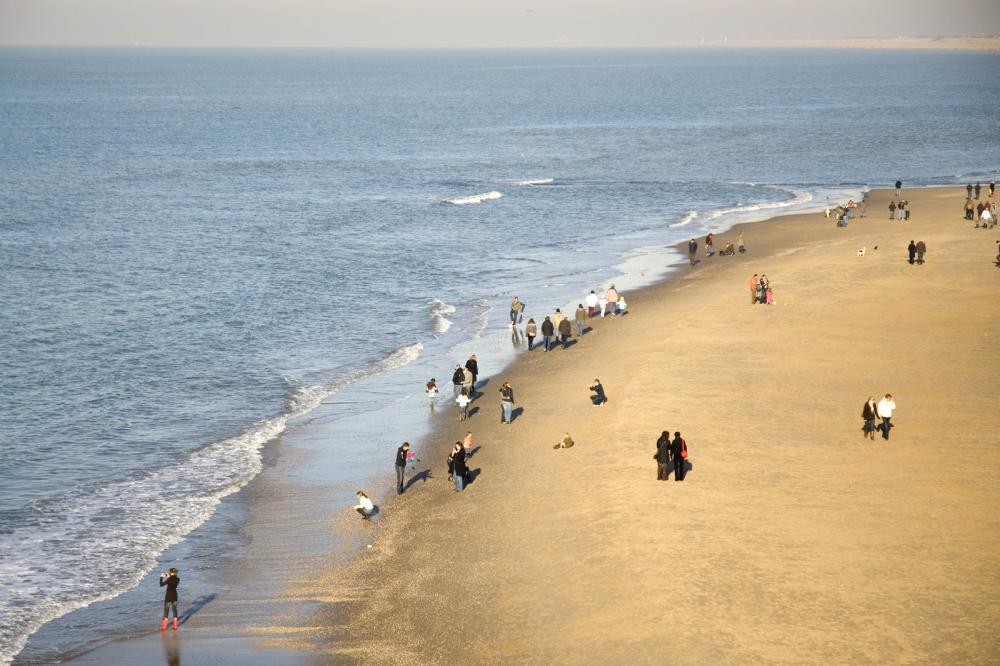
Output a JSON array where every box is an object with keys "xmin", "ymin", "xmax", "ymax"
[
  {"xmin": 590, "ymin": 379, "xmax": 607, "ymax": 406},
  {"xmin": 722, "ymin": 242, "xmax": 735, "ymax": 256},
  {"xmin": 553, "ymin": 433, "xmax": 575, "ymax": 449},
  {"xmin": 354, "ymin": 491, "xmax": 375, "ymax": 519}
]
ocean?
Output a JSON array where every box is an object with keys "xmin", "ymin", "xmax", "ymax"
[{"xmin": 1, "ymin": 47, "xmax": 998, "ymax": 663}]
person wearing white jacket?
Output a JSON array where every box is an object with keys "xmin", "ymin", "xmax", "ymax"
[
  {"xmin": 877, "ymin": 394, "xmax": 896, "ymax": 440},
  {"xmin": 585, "ymin": 290, "xmax": 599, "ymax": 318}
]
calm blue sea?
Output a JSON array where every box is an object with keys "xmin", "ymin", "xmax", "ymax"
[{"xmin": 1, "ymin": 47, "xmax": 998, "ymax": 663}]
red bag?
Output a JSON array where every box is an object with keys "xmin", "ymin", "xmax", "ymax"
[{"xmin": 680, "ymin": 439, "xmax": 688, "ymax": 459}]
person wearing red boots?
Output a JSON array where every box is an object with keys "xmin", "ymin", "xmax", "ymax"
[{"xmin": 159, "ymin": 568, "xmax": 180, "ymax": 630}]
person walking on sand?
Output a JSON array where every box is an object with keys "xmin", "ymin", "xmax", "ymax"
[
  {"xmin": 877, "ymin": 394, "xmax": 896, "ymax": 440},
  {"xmin": 981, "ymin": 206, "xmax": 993, "ymax": 229},
  {"xmin": 759, "ymin": 274, "xmax": 769, "ymax": 305},
  {"xmin": 975, "ymin": 182, "xmax": 981, "ymax": 200},
  {"xmin": 669, "ymin": 432, "xmax": 687, "ymax": 481},
  {"xmin": 991, "ymin": 180, "xmax": 996, "ymax": 198},
  {"xmin": 688, "ymin": 238, "xmax": 698, "ymax": 266},
  {"xmin": 598, "ymin": 291, "xmax": 609, "ymax": 318},
  {"xmin": 552, "ymin": 308, "xmax": 566, "ymax": 331},
  {"xmin": 395, "ymin": 441, "xmax": 411, "ymax": 494},
  {"xmin": 575, "ymin": 304, "xmax": 587, "ymax": 336},
  {"xmin": 499, "ymin": 382, "xmax": 515, "ymax": 424},
  {"xmin": 590, "ymin": 379, "xmax": 607, "ymax": 406},
  {"xmin": 967, "ymin": 183, "xmax": 974, "ymax": 199},
  {"xmin": 509, "ymin": 296, "xmax": 521, "ymax": 326},
  {"xmin": 525, "ymin": 318, "xmax": 537, "ymax": 351},
  {"xmin": 749, "ymin": 273, "xmax": 759, "ymax": 304},
  {"xmin": 915, "ymin": 240, "xmax": 926, "ymax": 264},
  {"xmin": 966, "ymin": 198, "xmax": 975, "ymax": 221},
  {"xmin": 888, "ymin": 200, "xmax": 896, "ymax": 220},
  {"xmin": 558, "ymin": 316, "xmax": 572, "ymax": 348},
  {"xmin": 464, "ymin": 355, "xmax": 479, "ymax": 395},
  {"xmin": 655, "ymin": 431, "xmax": 671, "ymax": 480},
  {"xmin": 895, "ymin": 179, "xmax": 902, "ymax": 197},
  {"xmin": 908, "ymin": 241, "xmax": 916, "ymax": 265},
  {"xmin": 541, "ymin": 316, "xmax": 554, "ymax": 352},
  {"xmin": 353, "ymin": 491, "xmax": 375, "ymax": 519},
  {"xmin": 463, "ymin": 431, "xmax": 474, "ymax": 459},
  {"xmin": 159, "ymin": 568, "xmax": 180, "ymax": 631},
  {"xmin": 448, "ymin": 443, "xmax": 467, "ymax": 492},
  {"xmin": 605, "ymin": 285, "xmax": 619, "ymax": 316},
  {"xmin": 585, "ymin": 290, "xmax": 598, "ymax": 318},
  {"xmin": 862, "ymin": 397, "xmax": 878, "ymax": 441},
  {"xmin": 705, "ymin": 233, "xmax": 715, "ymax": 257},
  {"xmin": 738, "ymin": 232, "xmax": 746, "ymax": 253},
  {"xmin": 451, "ymin": 365, "xmax": 465, "ymax": 399},
  {"xmin": 616, "ymin": 295, "xmax": 627, "ymax": 316},
  {"xmin": 456, "ymin": 388, "xmax": 471, "ymax": 421}
]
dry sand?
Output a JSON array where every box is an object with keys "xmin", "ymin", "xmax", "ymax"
[{"xmin": 285, "ymin": 186, "xmax": 1000, "ymax": 664}]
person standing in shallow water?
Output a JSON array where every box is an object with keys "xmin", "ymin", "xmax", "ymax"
[
  {"xmin": 464, "ymin": 355, "xmax": 479, "ymax": 396},
  {"xmin": 509, "ymin": 296, "xmax": 521, "ymax": 325},
  {"xmin": 159, "ymin": 568, "xmax": 180, "ymax": 631},
  {"xmin": 655, "ymin": 431, "xmax": 671, "ymax": 480}
]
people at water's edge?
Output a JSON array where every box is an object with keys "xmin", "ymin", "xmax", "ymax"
[
  {"xmin": 688, "ymin": 238, "xmax": 698, "ymax": 266},
  {"xmin": 354, "ymin": 491, "xmax": 375, "ymax": 519},
  {"xmin": 451, "ymin": 365, "xmax": 465, "ymax": 398},
  {"xmin": 541, "ymin": 316, "xmax": 554, "ymax": 352},
  {"xmin": 464, "ymin": 355, "xmax": 479, "ymax": 395},
  {"xmin": 395, "ymin": 441, "xmax": 410, "ymax": 494},
  {"xmin": 159, "ymin": 568, "xmax": 180, "ymax": 631}
]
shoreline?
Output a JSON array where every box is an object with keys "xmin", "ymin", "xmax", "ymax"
[{"xmin": 285, "ymin": 184, "xmax": 999, "ymax": 663}]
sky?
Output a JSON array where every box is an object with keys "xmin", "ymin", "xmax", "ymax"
[{"xmin": 1, "ymin": 0, "xmax": 999, "ymax": 48}]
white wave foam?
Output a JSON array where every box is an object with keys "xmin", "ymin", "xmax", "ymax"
[
  {"xmin": 517, "ymin": 178, "xmax": 554, "ymax": 186},
  {"xmin": 704, "ymin": 185, "xmax": 813, "ymax": 222},
  {"xmin": 444, "ymin": 191, "xmax": 502, "ymax": 205},
  {"xmin": 669, "ymin": 210, "xmax": 698, "ymax": 228},
  {"xmin": 428, "ymin": 298, "xmax": 456, "ymax": 334},
  {"xmin": 0, "ymin": 343, "xmax": 424, "ymax": 665}
]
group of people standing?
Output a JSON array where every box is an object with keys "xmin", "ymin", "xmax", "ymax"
[
  {"xmin": 688, "ymin": 232, "xmax": 746, "ymax": 265},
  {"xmin": 748, "ymin": 273, "xmax": 773, "ymax": 305},
  {"xmin": 906, "ymin": 240, "xmax": 928, "ymax": 265},
  {"xmin": 520, "ymin": 286, "xmax": 627, "ymax": 353},
  {"xmin": 654, "ymin": 431, "xmax": 689, "ymax": 481}
]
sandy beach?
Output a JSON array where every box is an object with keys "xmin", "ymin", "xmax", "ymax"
[{"xmin": 263, "ymin": 185, "xmax": 1000, "ymax": 664}]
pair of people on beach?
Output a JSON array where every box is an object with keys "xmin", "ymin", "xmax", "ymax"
[
  {"xmin": 447, "ymin": 442, "xmax": 469, "ymax": 491},
  {"xmin": 654, "ymin": 431, "xmax": 688, "ymax": 481},
  {"xmin": 861, "ymin": 395, "xmax": 896, "ymax": 441},
  {"xmin": 749, "ymin": 273, "xmax": 773, "ymax": 305},
  {"xmin": 907, "ymin": 240, "xmax": 927, "ymax": 265}
]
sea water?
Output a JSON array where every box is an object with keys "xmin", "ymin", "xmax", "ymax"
[{"xmin": 2, "ymin": 47, "xmax": 998, "ymax": 663}]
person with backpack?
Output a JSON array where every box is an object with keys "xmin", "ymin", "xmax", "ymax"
[
  {"xmin": 669, "ymin": 432, "xmax": 687, "ymax": 481},
  {"xmin": 159, "ymin": 568, "xmax": 180, "ymax": 631},
  {"xmin": 451, "ymin": 365, "xmax": 465, "ymax": 399}
]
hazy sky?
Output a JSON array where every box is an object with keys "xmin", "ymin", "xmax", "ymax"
[{"xmin": 2, "ymin": 0, "xmax": 999, "ymax": 47}]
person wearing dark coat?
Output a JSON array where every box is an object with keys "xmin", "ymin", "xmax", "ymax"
[
  {"xmin": 915, "ymin": 240, "xmax": 926, "ymax": 264},
  {"xmin": 541, "ymin": 316, "xmax": 555, "ymax": 352},
  {"xmin": 907, "ymin": 240, "xmax": 916, "ymax": 265},
  {"xmin": 395, "ymin": 441, "xmax": 410, "ymax": 494},
  {"xmin": 451, "ymin": 365, "xmax": 465, "ymax": 399},
  {"xmin": 668, "ymin": 432, "xmax": 687, "ymax": 481},
  {"xmin": 589, "ymin": 379, "xmax": 607, "ymax": 406},
  {"xmin": 558, "ymin": 317, "xmax": 572, "ymax": 348},
  {"xmin": 159, "ymin": 568, "xmax": 180, "ymax": 630},
  {"xmin": 448, "ymin": 443, "xmax": 467, "ymax": 492},
  {"xmin": 655, "ymin": 431, "xmax": 672, "ymax": 480},
  {"xmin": 464, "ymin": 355, "xmax": 479, "ymax": 395}
]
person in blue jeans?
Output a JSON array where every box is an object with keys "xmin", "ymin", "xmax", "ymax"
[
  {"xmin": 541, "ymin": 316, "xmax": 554, "ymax": 352},
  {"xmin": 499, "ymin": 382, "xmax": 515, "ymax": 423},
  {"xmin": 395, "ymin": 442, "xmax": 410, "ymax": 494},
  {"xmin": 448, "ymin": 443, "xmax": 466, "ymax": 491}
]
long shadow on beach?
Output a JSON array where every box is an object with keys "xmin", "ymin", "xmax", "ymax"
[
  {"xmin": 179, "ymin": 593, "xmax": 217, "ymax": 626},
  {"xmin": 403, "ymin": 469, "xmax": 433, "ymax": 492},
  {"xmin": 510, "ymin": 407, "xmax": 524, "ymax": 423}
]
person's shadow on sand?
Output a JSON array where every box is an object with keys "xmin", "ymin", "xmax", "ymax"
[
  {"xmin": 465, "ymin": 468, "xmax": 482, "ymax": 486},
  {"xmin": 509, "ymin": 407, "xmax": 524, "ymax": 423},
  {"xmin": 403, "ymin": 469, "xmax": 433, "ymax": 492}
]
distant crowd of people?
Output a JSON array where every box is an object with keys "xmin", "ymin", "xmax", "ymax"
[{"xmin": 688, "ymin": 231, "xmax": 746, "ymax": 265}]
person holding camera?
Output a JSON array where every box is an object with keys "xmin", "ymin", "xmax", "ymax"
[
  {"xmin": 159, "ymin": 568, "xmax": 180, "ymax": 631},
  {"xmin": 590, "ymin": 380, "xmax": 607, "ymax": 406}
]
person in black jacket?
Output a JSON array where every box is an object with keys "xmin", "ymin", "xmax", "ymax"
[
  {"xmin": 655, "ymin": 431, "xmax": 671, "ymax": 480},
  {"xmin": 451, "ymin": 365, "xmax": 465, "ymax": 399},
  {"xmin": 907, "ymin": 240, "xmax": 916, "ymax": 265},
  {"xmin": 590, "ymin": 380, "xmax": 607, "ymax": 406},
  {"xmin": 499, "ymin": 382, "xmax": 515, "ymax": 424},
  {"xmin": 669, "ymin": 432, "xmax": 687, "ymax": 481},
  {"xmin": 464, "ymin": 355, "xmax": 479, "ymax": 396},
  {"xmin": 395, "ymin": 441, "xmax": 410, "ymax": 494},
  {"xmin": 159, "ymin": 568, "xmax": 180, "ymax": 630},
  {"xmin": 448, "ymin": 442, "xmax": 467, "ymax": 492},
  {"xmin": 541, "ymin": 316, "xmax": 555, "ymax": 352}
]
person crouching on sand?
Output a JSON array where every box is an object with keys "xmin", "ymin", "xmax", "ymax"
[
  {"xmin": 159, "ymin": 568, "xmax": 180, "ymax": 631},
  {"xmin": 590, "ymin": 379, "xmax": 607, "ymax": 406},
  {"xmin": 553, "ymin": 433, "xmax": 575, "ymax": 449},
  {"xmin": 354, "ymin": 491, "xmax": 375, "ymax": 519}
]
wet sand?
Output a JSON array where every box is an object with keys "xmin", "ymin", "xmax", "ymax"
[{"xmin": 287, "ymin": 186, "xmax": 1000, "ymax": 663}]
